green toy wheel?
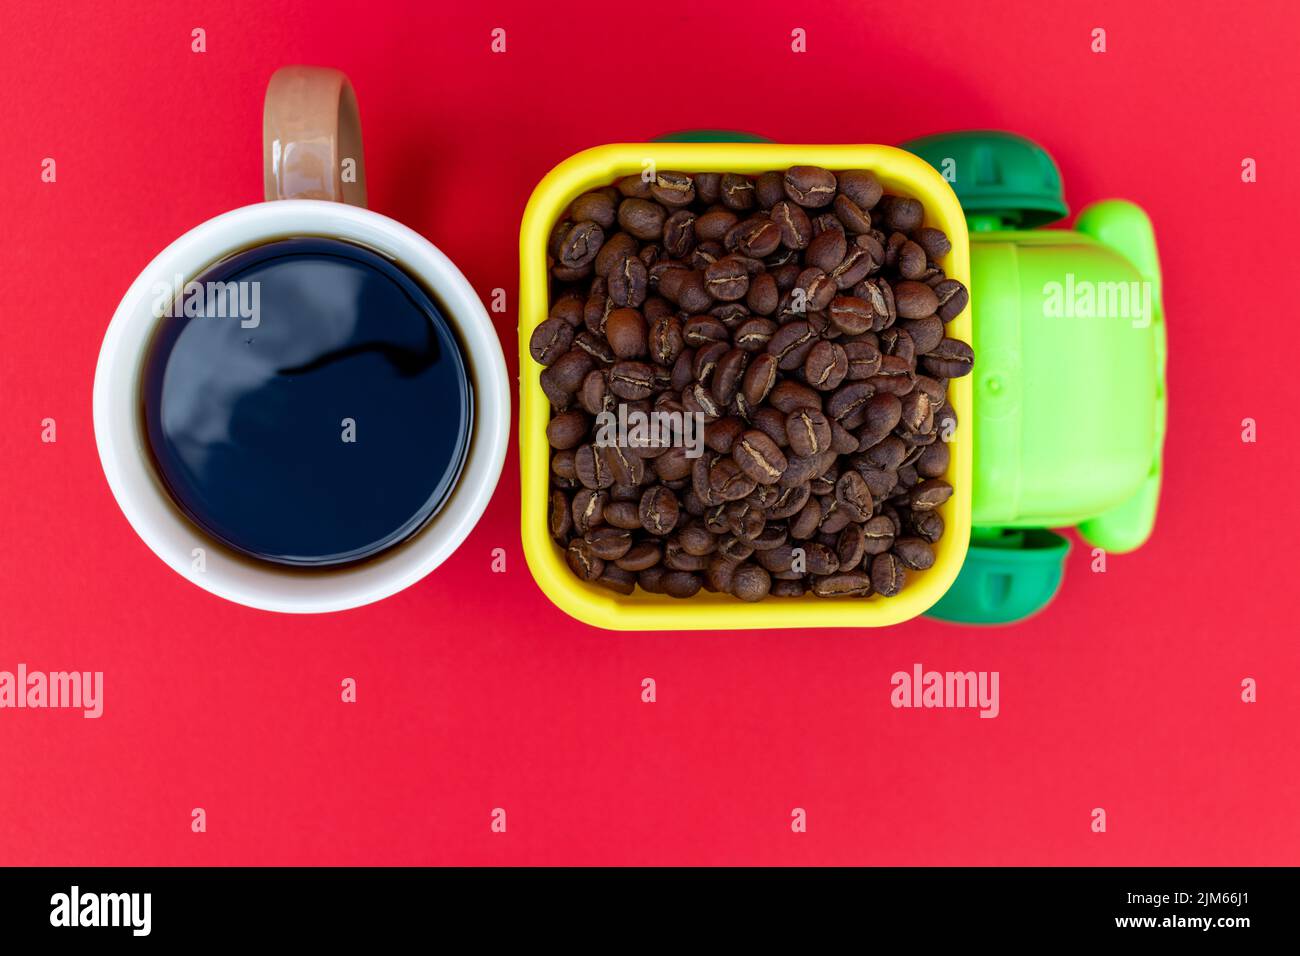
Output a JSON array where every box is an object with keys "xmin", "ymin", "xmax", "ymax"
[
  {"xmin": 926, "ymin": 528, "xmax": 1070, "ymax": 625},
  {"xmin": 901, "ymin": 131, "xmax": 1068, "ymax": 229}
]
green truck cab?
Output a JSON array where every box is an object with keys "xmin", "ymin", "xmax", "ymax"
[{"xmin": 902, "ymin": 132, "xmax": 1166, "ymax": 623}]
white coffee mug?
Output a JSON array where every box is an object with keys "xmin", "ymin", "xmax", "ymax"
[{"xmin": 93, "ymin": 66, "xmax": 509, "ymax": 613}]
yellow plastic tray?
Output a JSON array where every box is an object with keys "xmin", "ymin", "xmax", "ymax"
[{"xmin": 519, "ymin": 143, "xmax": 971, "ymax": 630}]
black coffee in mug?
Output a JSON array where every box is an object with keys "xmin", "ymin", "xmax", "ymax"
[{"xmin": 141, "ymin": 236, "xmax": 473, "ymax": 567}]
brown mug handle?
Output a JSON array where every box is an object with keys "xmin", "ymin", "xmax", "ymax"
[{"xmin": 263, "ymin": 65, "xmax": 368, "ymax": 206}]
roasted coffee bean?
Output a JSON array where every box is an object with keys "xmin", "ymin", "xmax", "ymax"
[
  {"xmin": 741, "ymin": 273, "xmax": 778, "ymax": 317},
  {"xmin": 680, "ymin": 314, "xmax": 726, "ymax": 348},
  {"xmin": 921, "ymin": 338, "xmax": 975, "ymax": 378},
  {"xmin": 878, "ymin": 195, "xmax": 924, "ymax": 233},
  {"xmin": 550, "ymin": 293, "xmax": 584, "ymax": 328},
  {"xmin": 552, "ymin": 448, "xmax": 578, "ymax": 480},
  {"xmin": 678, "ymin": 523, "xmax": 718, "ymax": 556},
  {"xmin": 910, "ymin": 510, "xmax": 944, "ymax": 544},
  {"xmin": 884, "ymin": 231, "xmax": 908, "ymax": 271},
  {"xmin": 835, "ymin": 470, "xmax": 872, "ymax": 521},
  {"xmin": 733, "ymin": 430, "xmax": 788, "ymax": 485},
  {"xmin": 735, "ymin": 317, "xmax": 776, "ymax": 351},
  {"xmin": 595, "ymin": 232, "xmax": 640, "ymax": 278},
  {"xmin": 606, "ymin": 443, "xmax": 645, "ymax": 486},
  {"xmin": 596, "ymin": 565, "xmax": 637, "ymax": 594},
  {"xmin": 894, "ymin": 537, "xmax": 935, "ymax": 571},
  {"xmin": 713, "ymin": 349, "xmax": 748, "ymax": 405},
  {"xmin": 898, "ymin": 240, "xmax": 927, "ymax": 279},
  {"xmin": 571, "ymin": 189, "xmax": 618, "ymax": 229},
  {"xmin": 574, "ymin": 330, "xmax": 614, "ymax": 364},
  {"xmin": 720, "ymin": 173, "xmax": 756, "ymax": 211},
  {"xmin": 604, "ymin": 500, "xmax": 642, "ymax": 530},
  {"xmin": 869, "ymin": 354, "xmax": 916, "ymax": 397},
  {"xmin": 741, "ymin": 352, "xmax": 780, "ymax": 405},
  {"xmin": 805, "ymin": 341, "xmax": 848, "ymax": 391},
  {"xmin": 618, "ymin": 198, "xmax": 667, "ymax": 240},
  {"xmin": 754, "ymin": 171, "xmax": 785, "ymax": 208},
  {"xmin": 785, "ymin": 407, "xmax": 832, "ymax": 458},
  {"xmin": 709, "ymin": 458, "xmax": 758, "ymax": 501},
  {"xmin": 694, "ymin": 209, "xmax": 737, "ymax": 242},
  {"xmin": 893, "ymin": 280, "xmax": 940, "ymax": 319},
  {"xmin": 541, "ymin": 349, "xmax": 594, "ymax": 396},
  {"xmin": 694, "ymin": 172, "xmax": 721, "ymax": 205},
  {"xmin": 566, "ymin": 539, "xmax": 605, "ymax": 581},
  {"xmin": 771, "ymin": 200, "xmax": 813, "ymax": 250},
  {"xmin": 836, "ymin": 169, "xmax": 883, "ymax": 209},
  {"xmin": 730, "ymin": 217, "xmax": 782, "ymax": 258},
  {"xmin": 639, "ymin": 485, "xmax": 680, "ymax": 535},
  {"xmin": 662, "ymin": 570, "xmax": 702, "ymax": 597},
  {"xmin": 842, "ymin": 340, "xmax": 883, "ymax": 380},
  {"xmin": 832, "ymin": 194, "xmax": 872, "ymax": 234},
  {"xmin": 836, "ymin": 523, "xmax": 867, "ymax": 571},
  {"xmin": 806, "ymin": 228, "xmax": 848, "ymax": 274},
  {"xmin": 897, "ymin": 315, "xmax": 944, "ymax": 355},
  {"xmin": 661, "ymin": 210, "xmax": 696, "ymax": 258},
  {"xmin": 768, "ymin": 379, "xmax": 822, "ymax": 414},
  {"xmin": 692, "ymin": 340, "xmax": 728, "ymax": 383},
  {"xmin": 648, "ymin": 447, "xmax": 689, "ymax": 483},
  {"xmin": 811, "ymin": 571, "xmax": 873, "ymax": 597},
  {"xmin": 913, "ymin": 227, "xmax": 951, "ymax": 262},
  {"xmin": 648, "ymin": 315, "xmax": 685, "ymax": 365},
  {"xmin": 616, "ymin": 175, "xmax": 653, "ymax": 198},
  {"xmin": 667, "ymin": 540, "xmax": 710, "ymax": 571},
  {"xmin": 704, "ymin": 255, "xmax": 750, "ymax": 301},
  {"xmin": 870, "ymin": 552, "xmax": 905, "ymax": 596},
  {"xmin": 603, "ymin": 307, "xmax": 647, "ymax": 359},
  {"xmin": 651, "ymin": 171, "xmax": 694, "ymax": 207},
  {"xmin": 613, "ymin": 542, "xmax": 660, "ymax": 572},
  {"xmin": 530, "ymin": 316, "xmax": 575, "ymax": 366},
  {"xmin": 547, "ymin": 409, "xmax": 588, "ymax": 449},
  {"xmin": 608, "ymin": 361, "xmax": 656, "ymax": 400},
  {"xmin": 933, "ymin": 278, "xmax": 969, "ymax": 322},
  {"xmin": 899, "ymin": 389, "xmax": 933, "ymax": 433},
  {"xmin": 607, "ymin": 254, "xmax": 648, "ymax": 308},
  {"xmin": 559, "ymin": 221, "xmax": 605, "ymax": 269},
  {"xmin": 849, "ymin": 282, "xmax": 888, "ymax": 332},
  {"xmin": 727, "ymin": 502, "xmax": 766, "ymax": 541},
  {"xmin": 767, "ymin": 320, "xmax": 817, "ymax": 371},
  {"xmin": 915, "ymin": 440, "xmax": 949, "ymax": 479},
  {"xmin": 828, "ymin": 296, "xmax": 873, "ymax": 336},
  {"xmin": 783, "ymin": 166, "xmax": 837, "ymax": 207},
  {"xmin": 703, "ymin": 555, "xmax": 740, "ymax": 593},
  {"xmin": 701, "ymin": 416, "xmax": 742, "ymax": 456},
  {"xmin": 861, "ymin": 515, "xmax": 896, "ymax": 555},
  {"xmin": 801, "ymin": 542, "xmax": 838, "ymax": 576},
  {"xmin": 826, "ymin": 381, "xmax": 874, "ymax": 429},
  {"xmin": 574, "ymin": 444, "xmax": 615, "ymax": 490},
  {"xmin": 856, "ymin": 393, "xmax": 902, "ymax": 449},
  {"xmin": 909, "ymin": 478, "xmax": 953, "ymax": 511},
  {"xmin": 729, "ymin": 563, "xmax": 772, "ymax": 601},
  {"xmin": 832, "ymin": 234, "xmax": 881, "ymax": 289},
  {"xmin": 549, "ymin": 490, "xmax": 573, "ymax": 539},
  {"xmin": 716, "ymin": 533, "xmax": 754, "ymax": 562},
  {"xmin": 587, "ymin": 526, "xmax": 634, "ymax": 561},
  {"xmin": 794, "ymin": 267, "xmax": 837, "ymax": 311}
]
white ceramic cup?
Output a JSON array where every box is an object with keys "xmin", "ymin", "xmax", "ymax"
[{"xmin": 92, "ymin": 67, "xmax": 509, "ymax": 613}]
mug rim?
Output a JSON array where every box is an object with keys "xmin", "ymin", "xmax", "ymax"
[{"xmin": 93, "ymin": 200, "xmax": 510, "ymax": 613}]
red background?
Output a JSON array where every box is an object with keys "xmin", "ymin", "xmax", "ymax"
[{"xmin": 1, "ymin": 0, "xmax": 1297, "ymax": 866}]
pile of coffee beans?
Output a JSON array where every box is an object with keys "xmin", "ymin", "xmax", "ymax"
[{"xmin": 533, "ymin": 165, "xmax": 974, "ymax": 602}]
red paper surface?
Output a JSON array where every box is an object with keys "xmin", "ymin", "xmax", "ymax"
[{"xmin": 1, "ymin": 0, "xmax": 1297, "ymax": 865}]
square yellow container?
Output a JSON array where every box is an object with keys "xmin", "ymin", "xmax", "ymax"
[{"xmin": 519, "ymin": 143, "xmax": 971, "ymax": 630}]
